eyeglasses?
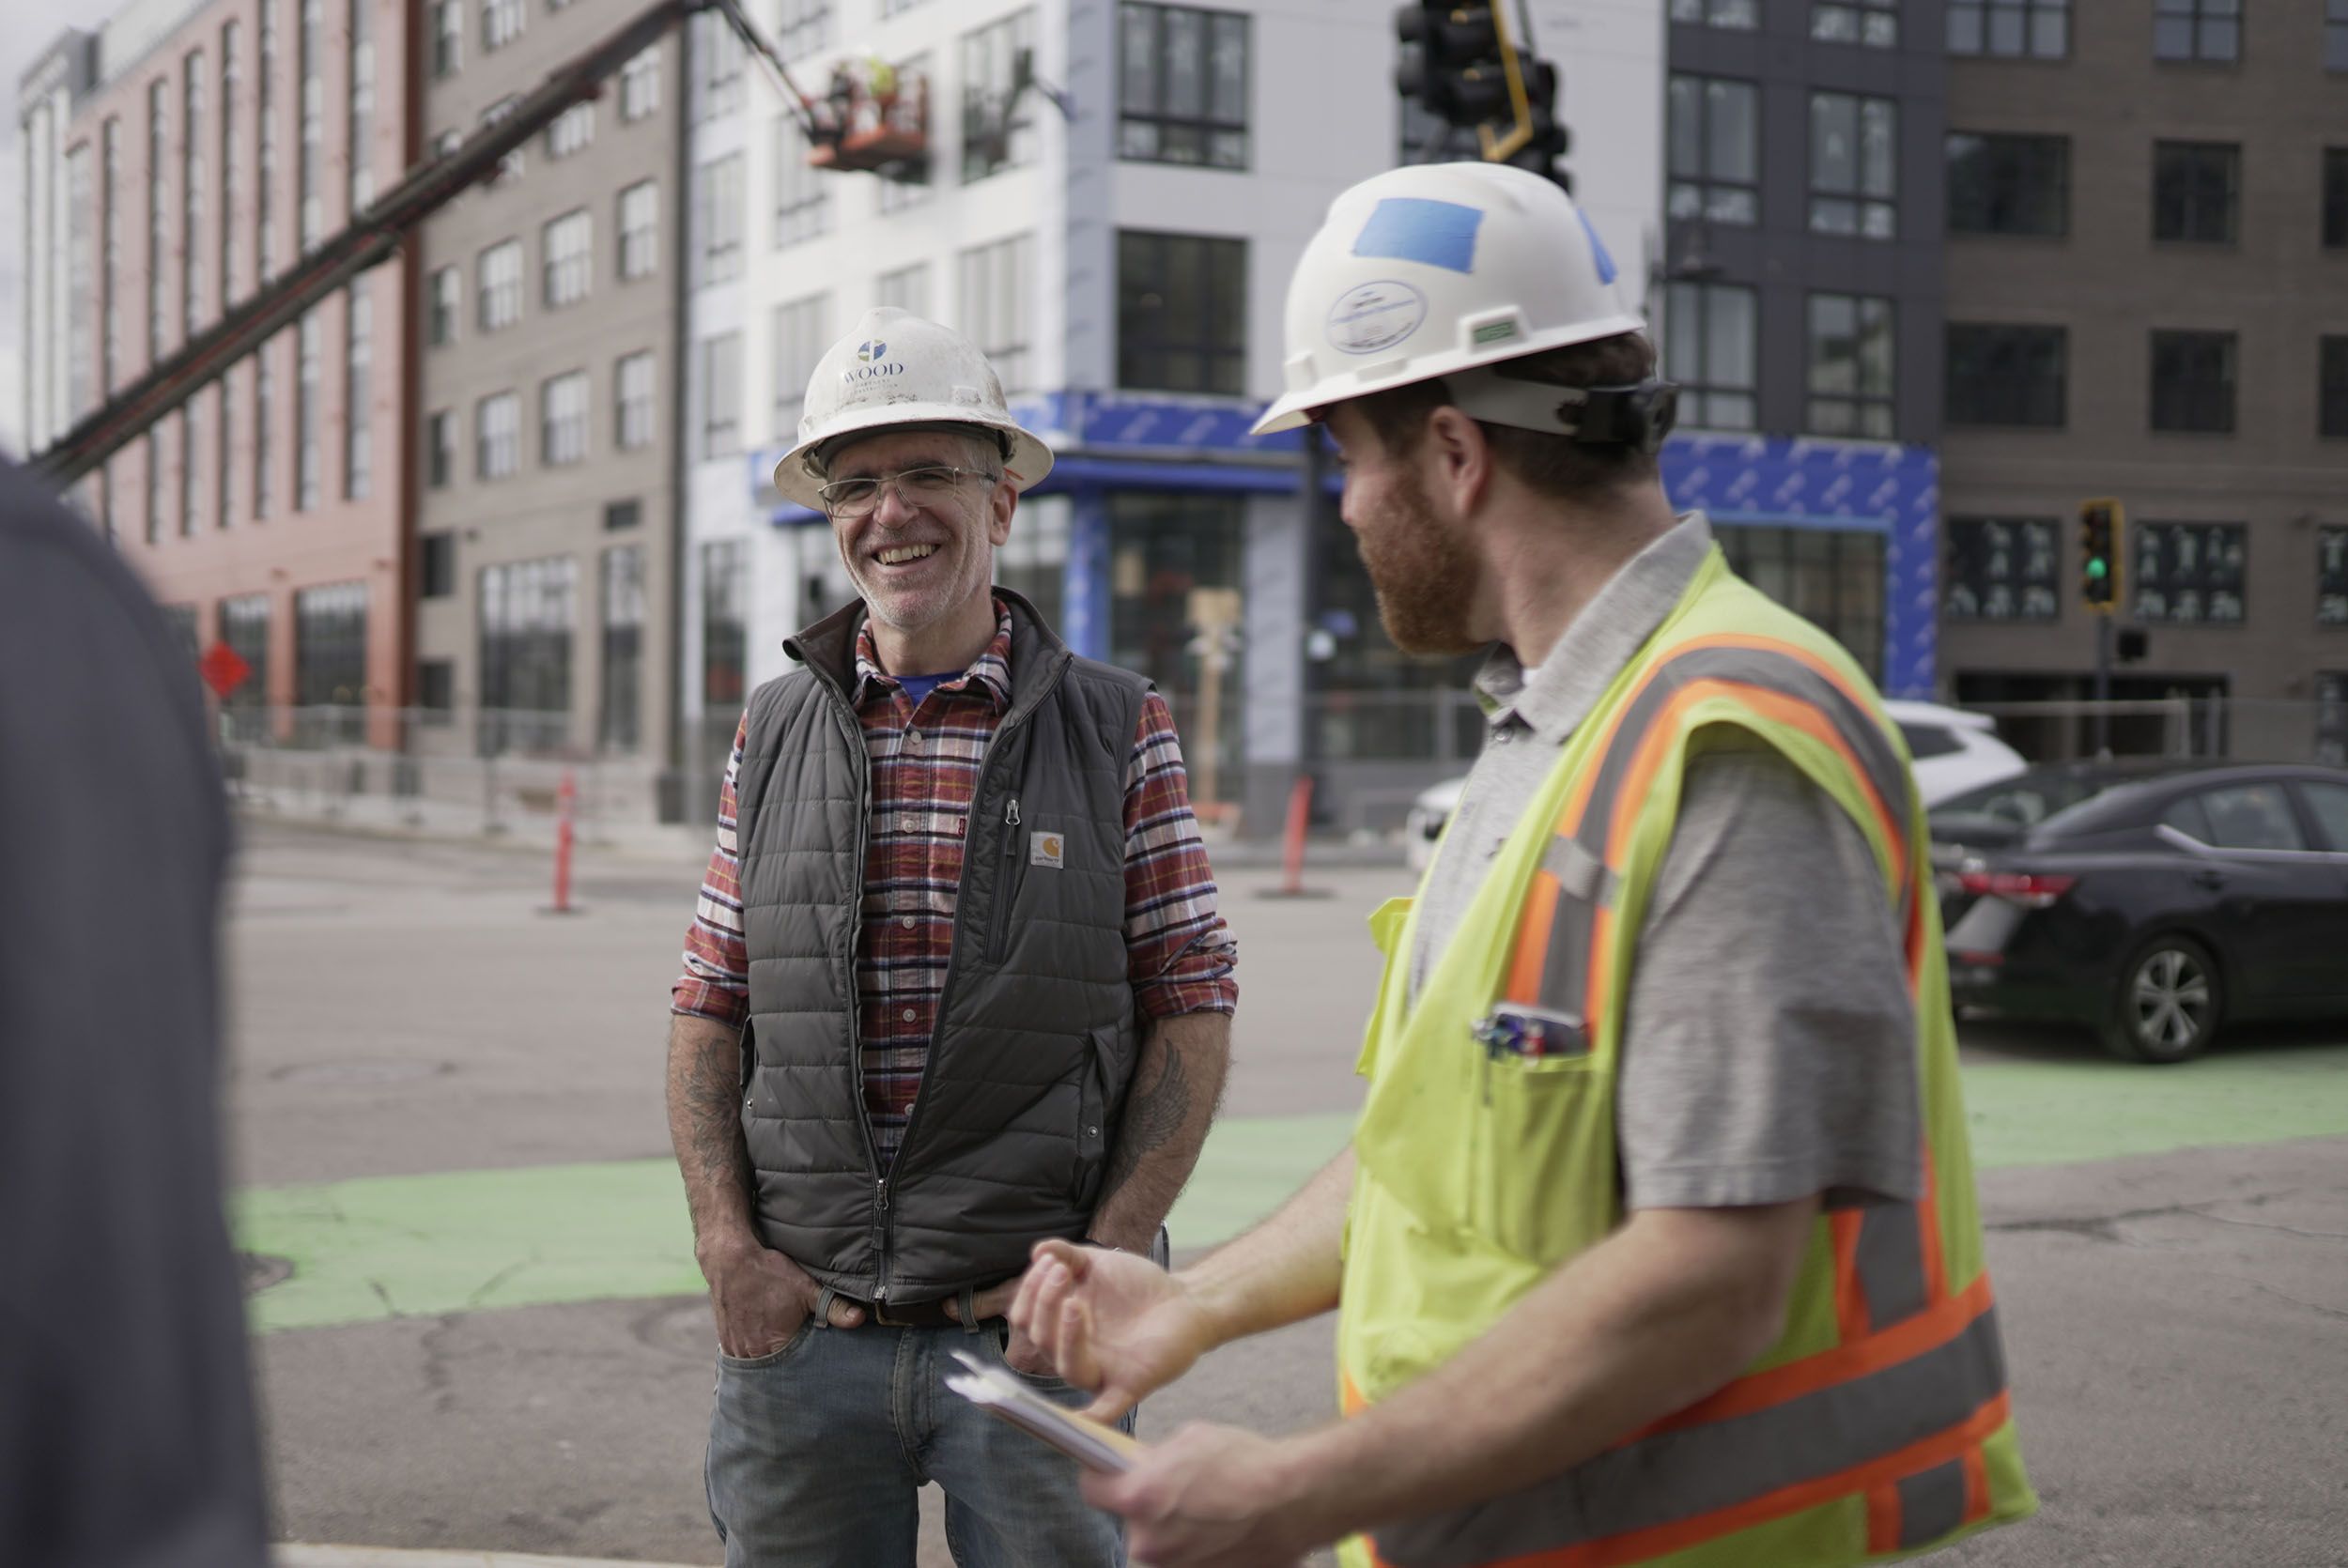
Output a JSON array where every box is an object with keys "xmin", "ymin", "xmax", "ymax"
[{"xmin": 817, "ymin": 463, "xmax": 1001, "ymax": 517}]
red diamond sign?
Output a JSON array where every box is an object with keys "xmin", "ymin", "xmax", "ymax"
[{"xmin": 199, "ymin": 641, "xmax": 253, "ymax": 699}]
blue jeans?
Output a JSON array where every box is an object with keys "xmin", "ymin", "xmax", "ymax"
[{"xmin": 704, "ymin": 1313, "xmax": 1126, "ymax": 1568}]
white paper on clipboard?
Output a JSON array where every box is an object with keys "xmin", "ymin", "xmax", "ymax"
[{"xmin": 944, "ymin": 1348, "xmax": 1143, "ymax": 1474}]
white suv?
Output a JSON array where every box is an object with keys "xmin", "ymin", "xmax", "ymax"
[{"xmin": 1405, "ymin": 699, "xmax": 2024, "ymax": 869}]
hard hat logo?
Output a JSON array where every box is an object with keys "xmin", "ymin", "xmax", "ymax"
[
  {"xmin": 857, "ymin": 341, "xmax": 888, "ymax": 362},
  {"xmin": 1327, "ymin": 282, "xmax": 1429, "ymax": 357}
]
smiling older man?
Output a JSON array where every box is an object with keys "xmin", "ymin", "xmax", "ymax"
[{"xmin": 664, "ymin": 307, "xmax": 1237, "ymax": 1567}]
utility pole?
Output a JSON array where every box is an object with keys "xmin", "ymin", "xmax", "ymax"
[{"xmin": 2078, "ymin": 498, "xmax": 2124, "ymax": 758}]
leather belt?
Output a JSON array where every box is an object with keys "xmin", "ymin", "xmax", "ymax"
[{"xmin": 818, "ymin": 1282, "xmax": 998, "ymax": 1330}]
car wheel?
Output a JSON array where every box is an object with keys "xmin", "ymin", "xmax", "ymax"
[{"xmin": 2101, "ymin": 936, "xmax": 2223, "ymax": 1064}]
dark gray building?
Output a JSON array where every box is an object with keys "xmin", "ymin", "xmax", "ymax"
[{"xmin": 1937, "ymin": 0, "xmax": 2348, "ymax": 763}]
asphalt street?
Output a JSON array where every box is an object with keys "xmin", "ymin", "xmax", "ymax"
[{"xmin": 219, "ymin": 819, "xmax": 2348, "ymax": 1567}]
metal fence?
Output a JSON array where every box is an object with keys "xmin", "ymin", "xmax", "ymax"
[{"xmin": 1964, "ymin": 696, "xmax": 2348, "ymax": 769}]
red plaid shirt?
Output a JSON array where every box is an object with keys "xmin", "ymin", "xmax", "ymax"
[{"xmin": 673, "ymin": 601, "xmax": 1238, "ymax": 1167}]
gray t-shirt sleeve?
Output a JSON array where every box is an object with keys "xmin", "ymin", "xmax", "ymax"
[{"xmin": 1616, "ymin": 743, "xmax": 1923, "ymax": 1212}]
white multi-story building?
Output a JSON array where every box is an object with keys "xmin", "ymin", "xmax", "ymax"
[{"xmin": 676, "ymin": 0, "xmax": 1667, "ymax": 829}]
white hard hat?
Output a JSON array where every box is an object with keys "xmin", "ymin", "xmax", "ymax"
[
  {"xmin": 770, "ymin": 307, "xmax": 1055, "ymax": 509},
  {"xmin": 1252, "ymin": 162, "xmax": 1645, "ymax": 437}
]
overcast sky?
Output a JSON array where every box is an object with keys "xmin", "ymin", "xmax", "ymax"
[{"xmin": 1, "ymin": 0, "xmax": 96, "ymax": 458}]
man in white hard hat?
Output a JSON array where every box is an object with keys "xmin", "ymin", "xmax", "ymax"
[
  {"xmin": 1011, "ymin": 165, "xmax": 2033, "ymax": 1567},
  {"xmin": 664, "ymin": 308, "xmax": 1238, "ymax": 1565}
]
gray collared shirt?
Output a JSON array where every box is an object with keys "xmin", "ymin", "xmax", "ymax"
[{"xmin": 1407, "ymin": 513, "xmax": 1920, "ymax": 1212}]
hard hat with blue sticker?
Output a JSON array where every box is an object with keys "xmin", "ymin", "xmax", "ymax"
[
  {"xmin": 1351, "ymin": 197, "xmax": 1485, "ymax": 275},
  {"xmin": 1327, "ymin": 281, "xmax": 1429, "ymax": 356}
]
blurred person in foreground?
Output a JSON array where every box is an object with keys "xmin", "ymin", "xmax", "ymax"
[
  {"xmin": 0, "ymin": 458, "xmax": 270, "ymax": 1566},
  {"xmin": 1012, "ymin": 164, "xmax": 2037, "ymax": 1568},
  {"xmin": 664, "ymin": 308, "xmax": 1236, "ymax": 1565}
]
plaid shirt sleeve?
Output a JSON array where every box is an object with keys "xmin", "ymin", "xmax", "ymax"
[
  {"xmin": 1123, "ymin": 690, "xmax": 1240, "ymax": 1020},
  {"xmin": 671, "ymin": 713, "xmax": 751, "ymax": 1026}
]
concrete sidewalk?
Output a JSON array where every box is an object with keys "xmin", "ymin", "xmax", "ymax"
[{"xmin": 280, "ymin": 1548, "xmax": 706, "ymax": 1568}]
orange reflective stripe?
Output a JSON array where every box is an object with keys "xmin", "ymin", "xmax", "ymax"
[
  {"xmin": 1831, "ymin": 1209, "xmax": 1870, "ymax": 1343},
  {"xmin": 1865, "ymin": 1483, "xmax": 1903, "ymax": 1554},
  {"xmin": 1475, "ymin": 1393, "xmax": 2014, "ymax": 1568},
  {"xmin": 1506, "ymin": 870, "xmax": 1563, "ymax": 1006},
  {"xmin": 1963, "ymin": 1442, "xmax": 1991, "ymax": 1523},
  {"xmin": 1646, "ymin": 1271, "xmax": 1997, "ymax": 1436},
  {"xmin": 1919, "ymin": 1141, "xmax": 1948, "ymax": 1303}
]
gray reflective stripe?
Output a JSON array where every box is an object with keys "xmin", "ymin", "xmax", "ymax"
[
  {"xmin": 1896, "ymin": 1457, "xmax": 1970, "ymax": 1548},
  {"xmin": 1370, "ymin": 1306, "xmax": 2009, "ymax": 1568},
  {"xmin": 1854, "ymin": 1201, "xmax": 1929, "ymax": 1330},
  {"xmin": 1519, "ymin": 639, "xmax": 1916, "ymax": 1028}
]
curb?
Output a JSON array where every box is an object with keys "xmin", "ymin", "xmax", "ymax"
[{"xmin": 276, "ymin": 1548, "xmax": 711, "ymax": 1568}]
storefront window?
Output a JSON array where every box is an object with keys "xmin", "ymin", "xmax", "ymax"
[
  {"xmin": 1308, "ymin": 505, "xmax": 1483, "ymax": 763},
  {"xmin": 996, "ymin": 494, "xmax": 1069, "ymax": 631},
  {"xmin": 1108, "ymin": 493, "xmax": 1246, "ymax": 814},
  {"xmin": 1716, "ymin": 523, "xmax": 1884, "ymax": 679}
]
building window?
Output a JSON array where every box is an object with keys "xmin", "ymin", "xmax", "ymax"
[
  {"xmin": 1117, "ymin": 231, "xmax": 1244, "ymax": 394},
  {"xmin": 298, "ymin": 0, "xmax": 323, "ymax": 249},
  {"xmin": 541, "ymin": 370, "xmax": 589, "ymax": 466},
  {"xmin": 220, "ymin": 594, "xmax": 271, "ymax": 712},
  {"xmin": 348, "ymin": 0, "xmax": 374, "ymax": 212},
  {"xmin": 776, "ymin": 0, "xmax": 831, "ymax": 59},
  {"xmin": 65, "ymin": 143, "xmax": 95, "ymax": 422},
  {"xmin": 147, "ymin": 81, "xmax": 167, "ymax": 361},
  {"xmin": 218, "ymin": 369, "xmax": 236, "ymax": 526},
  {"xmin": 2329, "ymin": 0, "xmax": 2348, "ymax": 69},
  {"xmin": 295, "ymin": 309, "xmax": 323, "ymax": 509},
  {"xmin": 2322, "ymin": 336, "xmax": 2348, "ymax": 438},
  {"xmin": 430, "ymin": 266, "xmax": 460, "ymax": 345},
  {"xmin": 477, "ymin": 391, "xmax": 520, "ymax": 478},
  {"xmin": 1946, "ymin": 324, "xmax": 2065, "ymax": 427},
  {"xmin": 1805, "ymin": 293, "xmax": 1895, "ymax": 438},
  {"xmin": 2323, "ymin": 148, "xmax": 2347, "ymax": 248},
  {"xmin": 255, "ymin": 348, "xmax": 274, "ymax": 518},
  {"xmin": 1120, "ymin": 3, "xmax": 1250, "ymax": 169},
  {"xmin": 478, "ymin": 239, "xmax": 524, "ymax": 331},
  {"xmin": 770, "ymin": 294, "xmax": 830, "ymax": 438},
  {"xmin": 1810, "ymin": 93, "xmax": 1896, "ymax": 238},
  {"xmin": 295, "ymin": 581, "xmax": 369, "ymax": 716},
  {"xmin": 962, "ymin": 9, "xmax": 1039, "ymax": 183},
  {"xmin": 2318, "ymin": 528, "xmax": 2348, "ymax": 623},
  {"xmin": 1813, "ymin": 0, "xmax": 1897, "ymax": 47},
  {"xmin": 1667, "ymin": 76, "xmax": 1759, "ymax": 226},
  {"xmin": 2150, "ymin": 330, "xmax": 2236, "ymax": 433},
  {"xmin": 1670, "ymin": 0, "xmax": 1759, "ymax": 26},
  {"xmin": 601, "ymin": 546, "xmax": 645, "ymax": 752},
  {"xmin": 703, "ymin": 539, "xmax": 749, "ymax": 710},
  {"xmin": 421, "ymin": 533, "xmax": 456, "ymax": 597},
  {"xmin": 2320, "ymin": 673, "xmax": 2348, "ymax": 768},
  {"xmin": 618, "ymin": 180, "xmax": 659, "ymax": 280},
  {"xmin": 183, "ymin": 54, "xmax": 205, "ymax": 335},
  {"xmin": 1947, "ymin": 132, "xmax": 2067, "ymax": 236},
  {"xmin": 257, "ymin": 0, "xmax": 276, "ymax": 281},
  {"xmin": 1662, "ymin": 282, "xmax": 1757, "ymax": 431},
  {"xmin": 180, "ymin": 404, "xmax": 201, "ymax": 536},
  {"xmin": 433, "ymin": 0, "xmax": 461, "ymax": 76},
  {"xmin": 695, "ymin": 12, "xmax": 744, "ymax": 122},
  {"xmin": 544, "ymin": 209, "xmax": 593, "ymax": 306},
  {"xmin": 701, "ymin": 332, "xmax": 743, "ymax": 457},
  {"xmin": 483, "ymin": 0, "xmax": 524, "ymax": 53},
  {"xmin": 427, "ymin": 409, "xmax": 456, "ymax": 487},
  {"xmin": 220, "ymin": 26, "xmax": 239, "ymax": 310},
  {"xmin": 2132, "ymin": 522, "xmax": 2246, "ymax": 624},
  {"xmin": 344, "ymin": 278, "xmax": 372, "ymax": 500},
  {"xmin": 875, "ymin": 263, "xmax": 929, "ymax": 317},
  {"xmin": 417, "ymin": 660, "xmax": 455, "ymax": 722},
  {"xmin": 695, "ymin": 156, "xmax": 745, "ymax": 284},
  {"xmin": 1716, "ymin": 525, "xmax": 1886, "ymax": 679},
  {"xmin": 1949, "ymin": 0, "xmax": 2068, "ymax": 55},
  {"xmin": 2153, "ymin": 141, "xmax": 2239, "ymax": 243},
  {"xmin": 619, "ymin": 45, "xmax": 660, "ymax": 119},
  {"xmin": 1945, "ymin": 517, "xmax": 2061, "ymax": 623},
  {"xmin": 773, "ymin": 118, "xmax": 831, "ymax": 248},
  {"xmin": 605, "ymin": 500, "xmax": 641, "ymax": 531},
  {"xmin": 615, "ymin": 350, "xmax": 657, "ymax": 450},
  {"xmin": 145, "ymin": 429, "xmax": 164, "ymax": 545},
  {"xmin": 2155, "ymin": 0, "xmax": 2240, "ymax": 61},
  {"xmin": 478, "ymin": 557, "xmax": 577, "ymax": 729},
  {"xmin": 960, "ymin": 237, "xmax": 1035, "ymax": 392},
  {"xmin": 101, "ymin": 118, "xmax": 120, "ymax": 394},
  {"xmin": 482, "ymin": 96, "xmax": 525, "ymax": 183},
  {"xmin": 546, "ymin": 102, "xmax": 595, "ymax": 160}
]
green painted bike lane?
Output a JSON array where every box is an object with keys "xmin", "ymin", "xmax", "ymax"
[{"xmin": 235, "ymin": 1048, "xmax": 2348, "ymax": 1333}]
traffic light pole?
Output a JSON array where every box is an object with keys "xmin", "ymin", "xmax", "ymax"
[{"xmin": 2094, "ymin": 612, "xmax": 2113, "ymax": 760}]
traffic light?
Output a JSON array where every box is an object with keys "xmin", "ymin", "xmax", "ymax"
[
  {"xmin": 2078, "ymin": 498, "xmax": 2124, "ymax": 613},
  {"xmin": 1394, "ymin": 3, "xmax": 1570, "ymax": 189}
]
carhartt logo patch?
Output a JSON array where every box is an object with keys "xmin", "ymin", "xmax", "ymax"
[{"xmin": 1029, "ymin": 832, "xmax": 1066, "ymax": 869}]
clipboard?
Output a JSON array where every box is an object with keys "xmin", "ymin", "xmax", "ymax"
[{"xmin": 944, "ymin": 1348, "xmax": 1145, "ymax": 1474}]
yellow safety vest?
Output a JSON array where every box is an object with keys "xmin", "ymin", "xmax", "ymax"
[{"xmin": 1336, "ymin": 548, "xmax": 2035, "ymax": 1568}]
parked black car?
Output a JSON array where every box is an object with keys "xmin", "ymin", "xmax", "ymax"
[{"xmin": 1939, "ymin": 763, "xmax": 2348, "ymax": 1063}]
